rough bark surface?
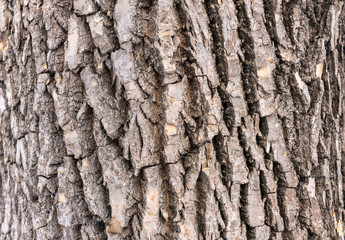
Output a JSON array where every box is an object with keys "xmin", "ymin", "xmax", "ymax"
[{"xmin": 0, "ymin": 0, "xmax": 345, "ymax": 239}]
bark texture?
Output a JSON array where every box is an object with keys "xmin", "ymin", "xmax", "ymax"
[{"xmin": 0, "ymin": 0, "xmax": 345, "ymax": 239}]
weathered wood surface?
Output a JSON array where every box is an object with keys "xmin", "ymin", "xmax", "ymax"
[{"xmin": 0, "ymin": 0, "xmax": 345, "ymax": 239}]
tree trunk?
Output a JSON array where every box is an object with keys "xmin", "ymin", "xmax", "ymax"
[{"xmin": 0, "ymin": 0, "xmax": 344, "ymax": 239}]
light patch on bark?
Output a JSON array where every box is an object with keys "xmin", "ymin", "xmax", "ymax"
[
  {"xmin": 316, "ymin": 62, "xmax": 324, "ymax": 78},
  {"xmin": 164, "ymin": 123, "xmax": 177, "ymax": 136},
  {"xmin": 257, "ymin": 64, "xmax": 270, "ymax": 79},
  {"xmin": 59, "ymin": 194, "xmax": 66, "ymax": 203},
  {"xmin": 294, "ymin": 71, "xmax": 311, "ymax": 106}
]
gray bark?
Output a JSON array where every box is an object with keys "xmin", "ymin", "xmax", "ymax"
[{"xmin": 0, "ymin": 0, "xmax": 345, "ymax": 239}]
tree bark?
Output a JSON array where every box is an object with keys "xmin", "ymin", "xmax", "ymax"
[{"xmin": 0, "ymin": 0, "xmax": 345, "ymax": 239}]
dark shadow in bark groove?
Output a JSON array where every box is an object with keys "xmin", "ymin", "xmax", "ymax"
[
  {"xmin": 196, "ymin": 170, "xmax": 209, "ymax": 239},
  {"xmin": 212, "ymin": 134, "xmax": 232, "ymax": 189},
  {"xmin": 233, "ymin": 0, "xmax": 259, "ymax": 116},
  {"xmin": 204, "ymin": 0, "xmax": 236, "ymax": 132}
]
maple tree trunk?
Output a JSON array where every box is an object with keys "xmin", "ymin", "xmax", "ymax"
[{"xmin": 0, "ymin": 0, "xmax": 345, "ymax": 239}]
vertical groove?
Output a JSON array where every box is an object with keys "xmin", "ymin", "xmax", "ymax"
[{"xmin": 233, "ymin": 0, "xmax": 259, "ymax": 116}]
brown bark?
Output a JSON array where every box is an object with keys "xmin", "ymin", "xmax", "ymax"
[{"xmin": 0, "ymin": 0, "xmax": 345, "ymax": 239}]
